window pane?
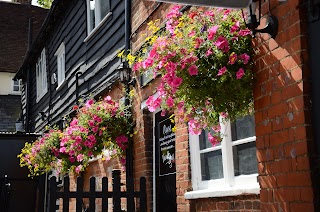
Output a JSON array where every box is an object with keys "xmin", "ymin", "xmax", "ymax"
[
  {"xmin": 200, "ymin": 150, "xmax": 223, "ymax": 180},
  {"xmin": 99, "ymin": 0, "xmax": 110, "ymax": 19},
  {"xmin": 231, "ymin": 115, "xmax": 255, "ymax": 141},
  {"xmin": 233, "ymin": 142, "xmax": 258, "ymax": 176},
  {"xmin": 90, "ymin": 0, "xmax": 96, "ymax": 29},
  {"xmin": 199, "ymin": 129, "xmax": 221, "ymax": 150}
]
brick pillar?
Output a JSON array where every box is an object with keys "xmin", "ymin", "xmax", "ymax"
[{"xmin": 253, "ymin": 0, "xmax": 315, "ymax": 211}]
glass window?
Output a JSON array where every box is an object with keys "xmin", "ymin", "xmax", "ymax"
[
  {"xmin": 36, "ymin": 48, "xmax": 47, "ymax": 101},
  {"xmin": 54, "ymin": 42, "xmax": 65, "ymax": 88},
  {"xmin": 86, "ymin": 0, "xmax": 111, "ymax": 34},
  {"xmin": 13, "ymin": 79, "xmax": 22, "ymax": 92},
  {"xmin": 189, "ymin": 115, "xmax": 258, "ymax": 192}
]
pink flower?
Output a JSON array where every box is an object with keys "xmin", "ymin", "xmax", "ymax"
[
  {"xmin": 228, "ymin": 53, "xmax": 237, "ymax": 65},
  {"xmin": 220, "ymin": 112, "xmax": 228, "ymax": 118},
  {"xmin": 77, "ymin": 154, "xmax": 84, "ymax": 162},
  {"xmin": 146, "ymin": 96, "xmax": 162, "ymax": 112},
  {"xmin": 206, "ymin": 49, "xmax": 213, "ymax": 57},
  {"xmin": 230, "ymin": 21, "xmax": 240, "ymax": 33},
  {"xmin": 69, "ymin": 156, "xmax": 75, "ymax": 163},
  {"xmin": 239, "ymin": 53, "xmax": 250, "ymax": 64},
  {"xmin": 208, "ymin": 26, "xmax": 219, "ymax": 40},
  {"xmin": 205, "ymin": 10, "xmax": 215, "ymax": 17},
  {"xmin": 208, "ymin": 133, "xmax": 219, "ymax": 146},
  {"xmin": 194, "ymin": 38, "xmax": 204, "ymax": 48},
  {"xmin": 188, "ymin": 65, "xmax": 198, "ymax": 76},
  {"xmin": 212, "ymin": 124, "xmax": 221, "ymax": 132},
  {"xmin": 88, "ymin": 134, "xmax": 96, "ymax": 142},
  {"xmin": 165, "ymin": 61, "xmax": 177, "ymax": 73},
  {"xmin": 166, "ymin": 96, "xmax": 174, "ymax": 108},
  {"xmin": 86, "ymin": 99, "xmax": 94, "ymax": 108},
  {"xmin": 161, "ymin": 110, "xmax": 166, "ymax": 116},
  {"xmin": 59, "ymin": 147, "xmax": 66, "ymax": 153},
  {"xmin": 188, "ymin": 119, "xmax": 202, "ymax": 135},
  {"xmin": 171, "ymin": 77, "xmax": 183, "ymax": 88},
  {"xmin": 75, "ymin": 165, "xmax": 83, "ymax": 174},
  {"xmin": 70, "ymin": 119, "xmax": 78, "ymax": 126},
  {"xmin": 133, "ymin": 62, "xmax": 142, "ymax": 72},
  {"xmin": 92, "ymin": 126, "xmax": 99, "ymax": 133},
  {"xmin": 142, "ymin": 58, "xmax": 154, "ymax": 69},
  {"xmin": 88, "ymin": 120, "xmax": 95, "ymax": 127},
  {"xmin": 215, "ymin": 36, "xmax": 230, "ymax": 52},
  {"xmin": 217, "ymin": 67, "xmax": 227, "ymax": 76},
  {"xmin": 188, "ymin": 30, "xmax": 196, "ymax": 37},
  {"xmin": 236, "ymin": 68, "xmax": 245, "ymax": 79},
  {"xmin": 239, "ymin": 29, "xmax": 251, "ymax": 36}
]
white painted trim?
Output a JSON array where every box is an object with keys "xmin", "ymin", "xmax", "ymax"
[
  {"xmin": 184, "ymin": 183, "xmax": 260, "ymax": 199},
  {"xmin": 84, "ymin": 12, "xmax": 112, "ymax": 43}
]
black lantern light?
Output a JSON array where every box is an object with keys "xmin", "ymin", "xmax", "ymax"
[{"xmin": 148, "ymin": 0, "xmax": 279, "ymax": 38}]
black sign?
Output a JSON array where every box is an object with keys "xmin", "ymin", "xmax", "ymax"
[{"xmin": 159, "ymin": 117, "xmax": 176, "ymax": 176}]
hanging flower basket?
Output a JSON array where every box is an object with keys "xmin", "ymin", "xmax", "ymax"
[
  {"xmin": 18, "ymin": 96, "xmax": 133, "ymax": 176},
  {"xmin": 128, "ymin": 6, "xmax": 254, "ymax": 145}
]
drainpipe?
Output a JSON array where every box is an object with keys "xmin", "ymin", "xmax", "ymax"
[
  {"xmin": 25, "ymin": 17, "xmax": 33, "ymax": 132},
  {"xmin": 125, "ymin": 0, "xmax": 133, "ymax": 181}
]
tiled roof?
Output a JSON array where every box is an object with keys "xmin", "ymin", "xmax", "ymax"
[{"xmin": 0, "ymin": 2, "xmax": 48, "ymax": 73}]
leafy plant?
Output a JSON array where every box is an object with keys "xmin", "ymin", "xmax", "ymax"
[
  {"xmin": 18, "ymin": 96, "xmax": 133, "ymax": 176},
  {"xmin": 127, "ymin": 6, "xmax": 254, "ymax": 145}
]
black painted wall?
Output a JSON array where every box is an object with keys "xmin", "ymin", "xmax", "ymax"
[{"xmin": 22, "ymin": 0, "xmax": 125, "ymax": 132}]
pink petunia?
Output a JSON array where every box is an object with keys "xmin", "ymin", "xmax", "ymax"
[
  {"xmin": 206, "ymin": 49, "xmax": 213, "ymax": 57},
  {"xmin": 228, "ymin": 53, "xmax": 237, "ymax": 65},
  {"xmin": 171, "ymin": 77, "xmax": 183, "ymax": 88},
  {"xmin": 142, "ymin": 58, "xmax": 154, "ymax": 69},
  {"xmin": 215, "ymin": 36, "xmax": 230, "ymax": 52},
  {"xmin": 188, "ymin": 65, "xmax": 198, "ymax": 76},
  {"xmin": 75, "ymin": 165, "xmax": 83, "ymax": 174},
  {"xmin": 239, "ymin": 53, "xmax": 250, "ymax": 64},
  {"xmin": 77, "ymin": 154, "xmax": 84, "ymax": 162},
  {"xmin": 236, "ymin": 68, "xmax": 245, "ymax": 79},
  {"xmin": 86, "ymin": 99, "xmax": 94, "ymax": 108},
  {"xmin": 208, "ymin": 26, "xmax": 219, "ymax": 40},
  {"xmin": 208, "ymin": 133, "xmax": 219, "ymax": 146},
  {"xmin": 166, "ymin": 96, "xmax": 174, "ymax": 108},
  {"xmin": 239, "ymin": 29, "xmax": 251, "ymax": 36},
  {"xmin": 217, "ymin": 67, "xmax": 227, "ymax": 76}
]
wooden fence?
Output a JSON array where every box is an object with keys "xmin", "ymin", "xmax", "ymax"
[{"xmin": 49, "ymin": 170, "xmax": 146, "ymax": 212}]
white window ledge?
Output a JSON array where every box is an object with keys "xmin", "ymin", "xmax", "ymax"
[
  {"xmin": 56, "ymin": 80, "xmax": 67, "ymax": 91},
  {"xmin": 184, "ymin": 183, "xmax": 260, "ymax": 199},
  {"xmin": 84, "ymin": 12, "xmax": 112, "ymax": 43}
]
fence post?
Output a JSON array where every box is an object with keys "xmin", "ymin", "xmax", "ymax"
[
  {"xmin": 63, "ymin": 176, "xmax": 70, "ymax": 212},
  {"xmin": 88, "ymin": 177, "xmax": 96, "ymax": 212},
  {"xmin": 76, "ymin": 177, "xmax": 83, "ymax": 212},
  {"xmin": 140, "ymin": 177, "xmax": 147, "ymax": 212},
  {"xmin": 101, "ymin": 177, "xmax": 108, "ymax": 212},
  {"xmin": 49, "ymin": 176, "xmax": 57, "ymax": 212},
  {"xmin": 127, "ymin": 177, "xmax": 134, "ymax": 211},
  {"xmin": 112, "ymin": 170, "xmax": 121, "ymax": 211}
]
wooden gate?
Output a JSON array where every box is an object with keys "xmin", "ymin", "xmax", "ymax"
[{"xmin": 49, "ymin": 170, "xmax": 146, "ymax": 212}]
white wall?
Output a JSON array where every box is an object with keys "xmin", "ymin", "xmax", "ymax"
[{"xmin": 0, "ymin": 72, "xmax": 21, "ymax": 95}]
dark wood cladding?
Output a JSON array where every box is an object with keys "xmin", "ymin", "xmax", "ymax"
[{"xmin": 23, "ymin": 0, "xmax": 125, "ymax": 132}]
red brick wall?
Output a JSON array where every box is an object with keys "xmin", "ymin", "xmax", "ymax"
[{"xmin": 254, "ymin": 0, "xmax": 315, "ymax": 211}]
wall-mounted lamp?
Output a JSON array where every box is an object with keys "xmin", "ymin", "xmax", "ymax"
[
  {"xmin": 118, "ymin": 63, "xmax": 136, "ymax": 87},
  {"xmin": 148, "ymin": 0, "xmax": 279, "ymax": 38},
  {"xmin": 243, "ymin": 0, "xmax": 278, "ymax": 38}
]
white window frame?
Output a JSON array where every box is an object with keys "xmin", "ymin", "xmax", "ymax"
[
  {"xmin": 185, "ymin": 118, "xmax": 260, "ymax": 199},
  {"xmin": 12, "ymin": 79, "xmax": 22, "ymax": 93},
  {"xmin": 85, "ymin": 0, "xmax": 112, "ymax": 42},
  {"xmin": 36, "ymin": 48, "xmax": 47, "ymax": 102},
  {"xmin": 54, "ymin": 42, "xmax": 66, "ymax": 90}
]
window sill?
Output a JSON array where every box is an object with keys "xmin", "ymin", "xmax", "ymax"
[
  {"xmin": 36, "ymin": 91, "xmax": 47, "ymax": 103},
  {"xmin": 84, "ymin": 12, "xmax": 113, "ymax": 43},
  {"xmin": 184, "ymin": 183, "xmax": 260, "ymax": 199},
  {"xmin": 56, "ymin": 80, "xmax": 67, "ymax": 91}
]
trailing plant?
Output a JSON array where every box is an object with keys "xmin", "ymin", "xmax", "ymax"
[
  {"xmin": 18, "ymin": 96, "xmax": 133, "ymax": 176},
  {"xmin": 124, "ymin": 6, "xmax": 254, "ymax": 145}
]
